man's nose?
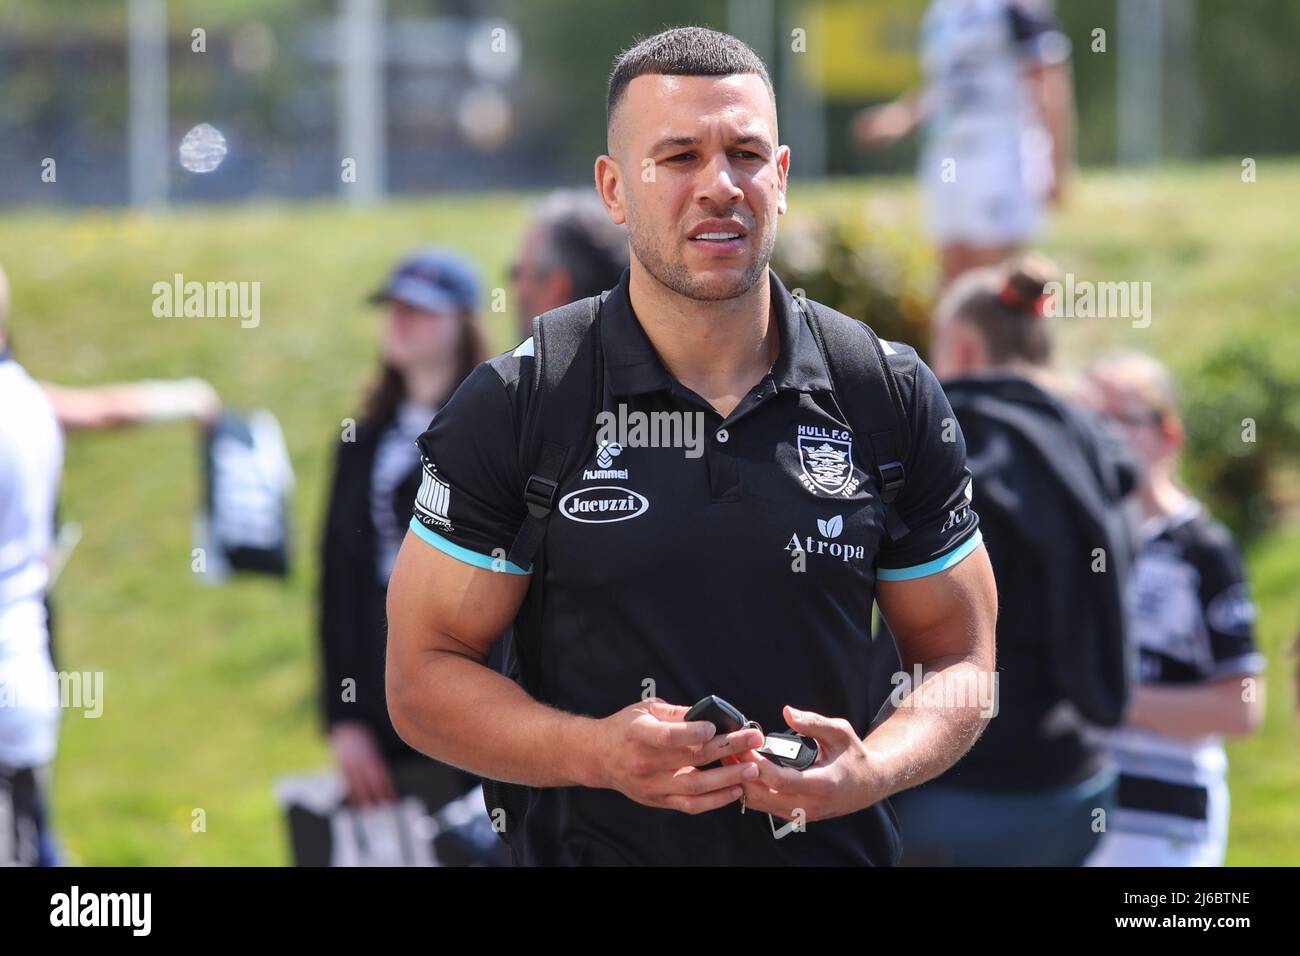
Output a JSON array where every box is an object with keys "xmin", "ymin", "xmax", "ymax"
[{"xmin": 695, "ymin": 153, "xmax": 745, "ymax": 207}]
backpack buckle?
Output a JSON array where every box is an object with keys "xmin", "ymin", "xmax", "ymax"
[
  {"xmin": 523, "ymin": 474, "xmax": 559, "ymax": 518},
  {"xmin": 877, "ymin": 460, "xmax": 906, "ymax": 499}
]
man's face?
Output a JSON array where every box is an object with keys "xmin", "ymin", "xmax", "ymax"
[
  {"xmin": 511, "ymin": 222, "xmax": 567, "ymax": 337},
  {"xmin": 600, "ymin": 73, "xmax": 789, "ymax": 302},
  {"xmin": 1085, "ymin": 377, "xmax": 1175, "ymax": 471}
]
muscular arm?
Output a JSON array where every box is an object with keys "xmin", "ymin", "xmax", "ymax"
[
  {"xmin": 385, "ymin": 533, "xmax": 602, "ymax": 788},
  {"xmin": 868, "ymin": 543, "xmax": 998, "ymax": 796}
]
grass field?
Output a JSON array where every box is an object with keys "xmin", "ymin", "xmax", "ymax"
[{"xmin": 5, "ymin": 159, "xmax": 1298, "ymax": 865}]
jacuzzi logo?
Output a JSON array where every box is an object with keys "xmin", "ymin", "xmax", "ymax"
[{"xmin": 559, "ymin": 486, "xmax": 649, "ymax": 523}]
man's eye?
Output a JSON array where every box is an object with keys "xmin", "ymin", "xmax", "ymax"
[
  {"xmin": 665, "ymin": 153, "xmax": 695, "ymax": 163},
  {"xmin": 733, "ymin": 151, "xmax": 761, "ymax": 160}
]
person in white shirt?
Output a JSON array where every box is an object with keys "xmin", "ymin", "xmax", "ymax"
[
  {"xmin": 0, "ymin": 263, "xmax": 222, "ymax": 865},
  {"xmin": 852, "ymin": 0, "xmax": 1075, "ymax": 287},
  {"xmin": 0, "ymin": 265, "xmax": 65, "ymax": 865}
]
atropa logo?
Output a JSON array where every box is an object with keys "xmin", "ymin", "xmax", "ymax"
[
  {"xmin": 559, "ymin": 485, "xmax": 649, "ymax": 523},
  {"xmin": 785, "ymin": 514, "xmax": 866, "ymax": 562}
]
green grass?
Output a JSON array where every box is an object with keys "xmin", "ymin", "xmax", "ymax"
[{"xmin": 5, "ymin": 159, "xmax": 1298, "ymax": 865}]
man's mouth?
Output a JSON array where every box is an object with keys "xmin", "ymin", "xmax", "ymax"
[
  {"xmin": 690, "ymin": 231, "xmax": 745, "ymax": 243},
  {"xmin": 687, "ymin": 219, "xmax": 750, "ymax": 248}
]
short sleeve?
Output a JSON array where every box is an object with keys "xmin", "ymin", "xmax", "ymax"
[
  {"xmin": 409, "ymin": 358, "xmax": 531, "ymax": 574},
  {"xmin": 1192, "ymin": 527, "xmax": 1265, "ymax": 679},
  {"xmin": 874, "ymin": 345, "xmax": 982, "ymax": 581}
]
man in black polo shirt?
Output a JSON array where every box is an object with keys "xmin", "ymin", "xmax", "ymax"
[{"xmin": 386, "ymin": 26, "xmax": 997, "ymax": 865}]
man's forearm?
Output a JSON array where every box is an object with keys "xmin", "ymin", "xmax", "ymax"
[
  {"xmin": 863, "ymin": 655, "xmax": 992, "ymax": 797},
  {"xmin": 387, "ymin": 648, "xmax": 604, "ymax": 789}
]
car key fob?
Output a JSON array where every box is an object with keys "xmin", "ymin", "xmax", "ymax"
[
  {"xmin": 758, "ymin": 729, "xmax": 819, "ymax": 771},
  {"xmin": 685, "ymin": 695, "xmax": 752, "ymax": 735}
]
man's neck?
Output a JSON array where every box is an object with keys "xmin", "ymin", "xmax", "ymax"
[{"xmin": 627, "ymin": 262, "xmax": 778, "ymax": 418}]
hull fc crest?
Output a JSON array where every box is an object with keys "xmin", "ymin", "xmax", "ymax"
[{"xmin": 796, "ymin": 427, "xmax": 858, "ymax": 497}]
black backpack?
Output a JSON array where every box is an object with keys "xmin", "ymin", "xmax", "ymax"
[
  {"xmin": 944, "ymin": 380, "xmax": 1137, "ymax": 727},
  {"xmin": 482, "ymin": 289, "xmax": 912, "ymax": 847}
]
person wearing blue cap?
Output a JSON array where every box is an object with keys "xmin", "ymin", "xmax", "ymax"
[{"xmin": 315, "ymin": 249, "xmax": 495, "ymax": 861}]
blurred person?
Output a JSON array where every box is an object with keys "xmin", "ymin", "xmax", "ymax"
[
  {"xmin": 852, "ymin": 0, "xmax": 1075, "ymax": 286},
  {"xmin": 1082, "ymin": 353, "xmax": 1265, "ymax": 867},
  {"xmin": 318, "ymin": 249, "xmax": 500, "ymax": 856},
  {"xmin": 0, "ymin": 264, "xmax": 220, "ymax": 866},
  {"xmin": 0, "ymin": 264, "xmax": 62, "ymax": 866},
  {"xmin": 509, "ymin": 188, "xmax": 629, "ymax": 338},
  {"xmin": 878, "ymin": 254, "xmax": 1139, "ymax": 865}
]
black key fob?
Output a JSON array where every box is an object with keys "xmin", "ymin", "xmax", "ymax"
[
  {"xmin": 684, "ymin": 695, "xmax": 750, "ymax": 735},
  {"xmin": 758, "ymin": 730, "xmax": 819, "ymax": 771}
]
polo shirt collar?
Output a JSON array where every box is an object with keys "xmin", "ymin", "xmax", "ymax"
[{"xmin": 600, "ymin": 266, "xmax": 834, "ymax": 397}]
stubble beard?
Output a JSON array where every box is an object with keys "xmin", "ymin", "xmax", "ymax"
[{"xmin": 627, "ymin": 211, "xmax": 776, "ymax": 302}]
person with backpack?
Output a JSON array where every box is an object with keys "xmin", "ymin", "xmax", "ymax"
[
  {"xmin": 1081, "ymin": 353, "xmax": 1264, "ymax": 867},
  {"xmin": 879, "ymin": 254, "xmax": 1139, "ymax": 865},
  {"xmin": 385, "ymin": 26, "xmax": 997, "ymax": 866}
]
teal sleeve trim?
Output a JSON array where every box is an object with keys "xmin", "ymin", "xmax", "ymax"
[
  {"xmin": 408, "ymin": 517, "xmax": 532, "ymax": 575},
  {"xmin": 877, "ymin": 529, "xmax": 983, "ymax": 582}
]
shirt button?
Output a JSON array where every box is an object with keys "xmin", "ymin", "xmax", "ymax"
[{"xmin": 716, "ymin": 428, "xmax": 730, "ymax": 443}]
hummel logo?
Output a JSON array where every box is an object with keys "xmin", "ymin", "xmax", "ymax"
[{"xmin": 596, "ymin": 441, "xmax": 622, "ymax": 469}]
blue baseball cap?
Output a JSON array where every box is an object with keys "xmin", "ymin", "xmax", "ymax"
[{"xmin": 368, "ymin": 248, "xmax": 481, "ymax": 314}]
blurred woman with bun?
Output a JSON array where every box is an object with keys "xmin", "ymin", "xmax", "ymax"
[
  {"xmin": 1081, "ymin": 353, "xmax": 1264, "ymax": 867},
  {"xmin": 879, "ymin": 254, "xmax": 1140, "ymax": 865}
]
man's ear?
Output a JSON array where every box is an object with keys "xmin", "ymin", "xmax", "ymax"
[
  {"xmin": 1162, "ymin": 414, "xmax": 1186, "ymax": 455},
  {"xmin": 776, "ymin": 144, "xmax": 791, "ymax": 215},
  {"xmin": 546, "ymin": 270, "xmax": 574, "ymax": 308},
  {"xmin": 594, "ymin": 155, "xmax": 626, "ymax": 226},
  {"xmin": 957, "ymin": 326, "xmax": 987, "ymax": 372}
]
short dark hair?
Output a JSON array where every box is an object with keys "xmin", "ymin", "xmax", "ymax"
[{"xmin": 606, "ymin": 26, "xmax": 775, "ymax": 129}]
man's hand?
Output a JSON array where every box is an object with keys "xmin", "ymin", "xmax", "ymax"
[
  {"xmin": 589, "ymin": 698, "xmax": 765, "ymax": 815},
  {"xmin": 739, "ymin": 705, "xmax": 886, "ymax": 823}
]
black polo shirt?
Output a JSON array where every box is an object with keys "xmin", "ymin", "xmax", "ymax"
[{"xmin": 409, "ymin": 267, "xmax": 982, "ymax": 865}]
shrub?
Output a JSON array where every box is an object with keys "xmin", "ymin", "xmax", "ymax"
[{"xmin": 772, "ymin": 204, "xmax": 934, "ymax": 354}]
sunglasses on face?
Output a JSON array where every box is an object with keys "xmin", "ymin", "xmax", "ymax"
[{"xmin": 1104, "ymin": 410, "xmax": 1163, "ymax": 430}]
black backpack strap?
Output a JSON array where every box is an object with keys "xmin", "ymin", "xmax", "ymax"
[
  {"xmin": 485, "ymin": 294, "xmax": 605, "ymax": 848},
  {"xmin": 504, "ymin": 293, "xmax": 606, "ymax": 570},
  {"xmin": 796, "ymin": 296, "xmax": 912, "ymax": 541}
]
